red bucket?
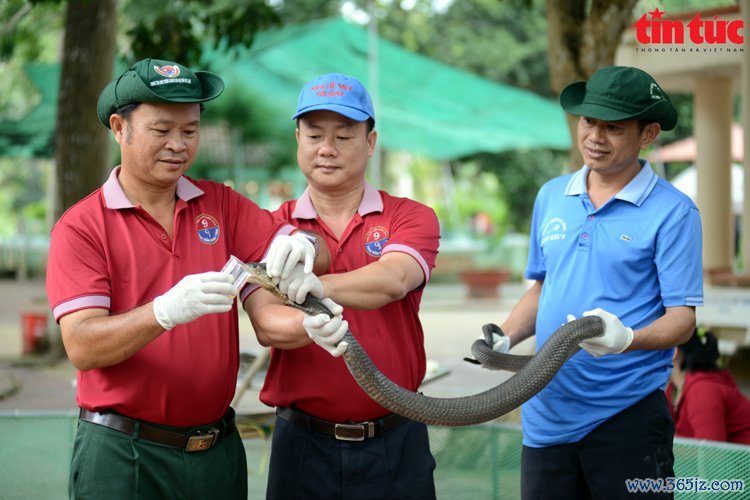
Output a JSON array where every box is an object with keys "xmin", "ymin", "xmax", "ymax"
[{"xmin": 21, "ymin": 312, "xmax": 47, "ymax": 355}]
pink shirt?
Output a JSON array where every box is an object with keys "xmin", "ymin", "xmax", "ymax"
[
  {"xmin": 259, "ymin": 183, "xmax": 440, "ymax": 422},
  {"xmin": 46, "ymin": 167, "xmax": 293, "ymax": 426}
]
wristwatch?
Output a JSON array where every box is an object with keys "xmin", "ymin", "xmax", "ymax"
[{"xmin": 297, "ymin": 231, "xmax": 320, "ymax": 259}]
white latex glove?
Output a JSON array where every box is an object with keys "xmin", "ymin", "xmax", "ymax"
[
  {"xmin": 465, "ymin": 324, "xmax": 510, "ymax": 368},
  {"xmin": 570, "ymin": 308, "xmax": 634, "ymax": 357},
  {"xmin": 491, "ymin": 334, "xmax": 511, "ymax": 354},
  {"xmin": 278, "ymin": 263, "xmax": 325, "ymax": 304},
  {"xmin": 264, "ymin": 232, "xmax": 316, "ymax": 280},
  {"xmin": 319, "ymin": 297, "xmax": 344, "ymax": 317},
  {"xmin": 473, "ymin": 333, "xmax": 511, "ymax": 370},
  {"xmin": 302, "ymin": 313, "xmax": 348, "ymax": 357},
  {"xmin": 153, "ymin": 272, "xmax": 237, "ymax": 330},
  {"xmin": 474, "ymin": 332, "xmax": 511, "ymax": 353}
]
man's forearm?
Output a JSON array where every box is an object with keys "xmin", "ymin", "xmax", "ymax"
[
  {"xmin": 501, "ymin": 280, "xmax": 542, "ymax": 348},
  {"xmin": 627, "ymin": 306, "xmax": 695, "ymax": 351}
]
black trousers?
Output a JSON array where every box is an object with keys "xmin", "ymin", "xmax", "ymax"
[
  {"xmin": 521, "ymin": 390, "xmax": 675, "ymax": 500},
  {"xmin": 266, "ymin": 415, "xmax": 436, "ymax": 500}
]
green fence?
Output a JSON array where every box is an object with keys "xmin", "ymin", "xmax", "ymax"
[{"xmin": 0, "ymin": 413, "xmax": 747, "ymax": 499}]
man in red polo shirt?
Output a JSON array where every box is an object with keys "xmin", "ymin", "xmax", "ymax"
[
  {"xmin": 244, "ymin": 73, "xmax": 440, "ymax": 499},
  {"xmin": 45, "ymin": 58, "xmax": 327, "ymax": 499}
]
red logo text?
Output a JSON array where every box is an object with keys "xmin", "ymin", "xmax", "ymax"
[{"xmin": 635, "ymin": 8, "xmax": 744, "ymax": 44}]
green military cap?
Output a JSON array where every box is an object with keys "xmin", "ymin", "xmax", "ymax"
[
  {"xmin": 96, "ymin": 58, "xmax": 225, "ymax": 128},
  {"xmin": 559, "ymin": 66, "xmax": 677, "ymax": 131}
]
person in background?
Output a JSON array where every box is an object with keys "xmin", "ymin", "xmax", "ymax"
[
  {"xmin": 667, "ymin": 327, "xmax": 750, "ymax": 445},
  {"xmin": 244, "ymin": 73, "xmax": 440, "ymax": 499},
  {"xmin": 492, "ymin": 66, "xmax": 703, "ymax": 499},
  {"xmin": 46, "ymin": 58, "xmax": 327, "ymax": 499}
]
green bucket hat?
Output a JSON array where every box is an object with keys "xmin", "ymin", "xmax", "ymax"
[
  {"xmin": 96, "ymin": 58, "xmax": 225, "ymax": 128},
  {"xmin": 559, "ymin": 66, "xmax": 677, "ymax": 131}
]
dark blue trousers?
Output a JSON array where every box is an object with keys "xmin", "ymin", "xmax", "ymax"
[
  {"xmin": 521, "ymin": 390, "xmax": 675, "ymax": 499},
  {"xmin": 266, "ymin": 415, "xmax": 436, "ymax": 499}
]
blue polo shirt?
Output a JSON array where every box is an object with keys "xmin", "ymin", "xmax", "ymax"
[{"xmin": 523, "ymin": 161, "xmax": 703, "ymax": 447}]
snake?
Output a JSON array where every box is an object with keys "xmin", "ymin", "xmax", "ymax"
[{"xmin": 243, "ymin": 262, "xmax": 605, "ymax": 426}]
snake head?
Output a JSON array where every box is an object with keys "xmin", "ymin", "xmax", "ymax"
[
  {"xmin": 482, "ymin": 323, "xmax": 504, "ymax": 347},
  {"xmin": 243, "ymin": 261, "xmax": 281, "ymax": 289},
  {"xmin": 245, "ymin": 261, "xmax": 267, "ymax": 273}
]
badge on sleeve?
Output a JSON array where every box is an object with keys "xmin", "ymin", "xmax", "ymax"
[
  {"xmin": 364, "ymin": 226, "xmax": 389, "ymax": 257},
  {"xmin": 195, "ymin": 214, "xmax": 220, "ymax": 244}
]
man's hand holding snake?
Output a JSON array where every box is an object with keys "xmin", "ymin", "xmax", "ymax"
[
  {"xmin": 303, "ymin": 299, "xmax": 348, "ymax": 357},
  {"xmin": 278, "ymin": 263, "xmax": 325, "ymax": 304},
  {"xmin": 567, "ymin": 308, "xmax": 633, "ymax": 357}
]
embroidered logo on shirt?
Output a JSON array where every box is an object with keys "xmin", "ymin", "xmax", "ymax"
[
  {"xmin": 541, "ymin": 217, "xmax": 567, "ymax": 245},
  {"xmin": 620, "ymin": 234, "xmax": 632, "ymax": 242},
  {"xmin": 195, "ymin": 214, "xmax": 220, "ymax": 244},
  {"xmin": 364, "ymin": 225, "xmax": 389, "ymax": 257}
]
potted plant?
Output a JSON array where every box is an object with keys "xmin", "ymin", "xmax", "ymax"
[{"xmin": 458, "ymin": 245, "xmax": 511, "ymax": 299}]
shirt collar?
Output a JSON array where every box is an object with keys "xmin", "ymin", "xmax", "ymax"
[
  {"xmin": 291, "ymin": 181, "xmax": 384, "ymax": 220},
  {"xmin": 102, "ymin": 166, "xmax": 204, "ymax": 209},
  {"xmin": 564, "ymin": 160, "xmax": 658, "ymax": 207}
]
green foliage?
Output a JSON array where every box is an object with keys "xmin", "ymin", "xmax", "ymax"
[
  {"xmin": 636, "ymin": 0, "xmax": 737, "ymax": 13},
  {"xmin": 453, "ymin": 163, "xmax": 509, "ymax": 236},
  {"xmin": 363, "ymin": 0, "xmax": 563, "ymax": 233},
  {"xmin": 190, "ymin": 84, "xmax": 297, "ymax": 180},
  {"xmin": 659, "ymin": 93, "xmax": 694, "ymax": 145},
  {"xmin": 0, "ymin": 158, "xmax": 48, "ymax": 236},
  {"xmin": 0, "ymin": 1, "xmax": 63, "ymax": 120},
  {"xmin": 474, "ymin": 149, "xmax": 568, "ymax": 233},
  {"xmin": 375, "ymin": 0, "xmax": 552, "ymax": 96},
  {"xmin": 0, "ymin": 1, "xmax": 62, "ymax": 61},
  {"xmin": 435, "ymin": 162, "xmax": 510, "ymax": 238},
  {"xmin": 121, "ymin": 0, "xmax": 281, "ymax": 65},
  {"xmin": 271, "ymin": 0, "xmax": 344, "ymax": 24},
  {"xmin": 652, "ymin": 92, "xmax": 694, "ymax": 179},
  {"xmin": 201, "ymin": 84, "xmax": 286, "ymax": 144}
]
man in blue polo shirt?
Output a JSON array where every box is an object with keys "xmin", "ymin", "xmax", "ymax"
[{"xmin": 494, "ymin": 66, "xmax": 703, "ymax": 499}]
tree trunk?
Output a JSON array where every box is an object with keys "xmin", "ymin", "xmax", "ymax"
[
  {"xmin": 54, "ymin": 0, "xmax": 117, "ymax": 221},
  {"xmin": 49, "ymin": 0, "xmax": 117, "ymax": 359},
  {"xmin": 545, "ymin": 0, "xmax": 639, "ymax": 171}
]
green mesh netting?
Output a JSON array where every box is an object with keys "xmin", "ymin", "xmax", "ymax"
[{"xmin": 1, "ymin": 414, "xmax": 747, "ymax": 500}]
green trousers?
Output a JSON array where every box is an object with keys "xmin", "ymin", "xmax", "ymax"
[{"xmin": 69, "ymin": 419, "xmax": 248, "ymax": 500}]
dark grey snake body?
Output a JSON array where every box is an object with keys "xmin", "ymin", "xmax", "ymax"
[{"xmin": 244, "ymin": 262, "xmax": 604, "ymax": 426}]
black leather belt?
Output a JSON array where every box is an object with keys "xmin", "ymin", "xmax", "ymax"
[
  {"xmin": 79, "ymin": 408, "xmax": 237, "ymax": 452},
  {"xmin": 276, "ymin": 406, "xmax": 409, "ymax": 442}
]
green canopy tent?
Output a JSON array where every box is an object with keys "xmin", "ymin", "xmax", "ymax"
[
  {"xmin": 0, "ymin": 64, "xmax": 59, "ymax": 158},
  {"xmin": 212, "ymin": 17, "xmax": 571, "ymax": 160}
]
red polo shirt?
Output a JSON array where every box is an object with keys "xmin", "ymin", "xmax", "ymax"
[
  {"xmin": 258, "ymin": 183, "xmax": 440, "ymax": 422},
  {"xmin": 667, "ymin": 370, "xmax": 750, "ymax": 445},
  {"xmin": 46, "ymin": 167, "xmax": 293, "ymax": 426}
]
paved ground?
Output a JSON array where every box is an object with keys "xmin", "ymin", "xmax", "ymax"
[{"xmin": 0, "ymin": 277, "xmax": 533, "ymax": 419}]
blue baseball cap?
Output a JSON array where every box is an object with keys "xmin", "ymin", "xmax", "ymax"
[{"xmin": 292, "ymin": 73, "xmax": 375, "ymax": 123}]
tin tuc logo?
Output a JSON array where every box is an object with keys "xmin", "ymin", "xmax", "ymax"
[{"xmin": 634, "ymin": 8, "xmax": 744, "ymax": 44}]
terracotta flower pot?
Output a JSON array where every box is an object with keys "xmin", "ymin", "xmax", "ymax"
[{"xmin": 458, "ymin": 269, "xmax": 510, "ymax": 299}]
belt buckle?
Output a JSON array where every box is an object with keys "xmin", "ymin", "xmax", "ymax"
[
  {"xmin": 334, "ymin": 422, "xmax": 375, "ymax": 441},
  {"xmin": 186, "ymin": 428, "xmax": 219, "ymax": 452}
]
